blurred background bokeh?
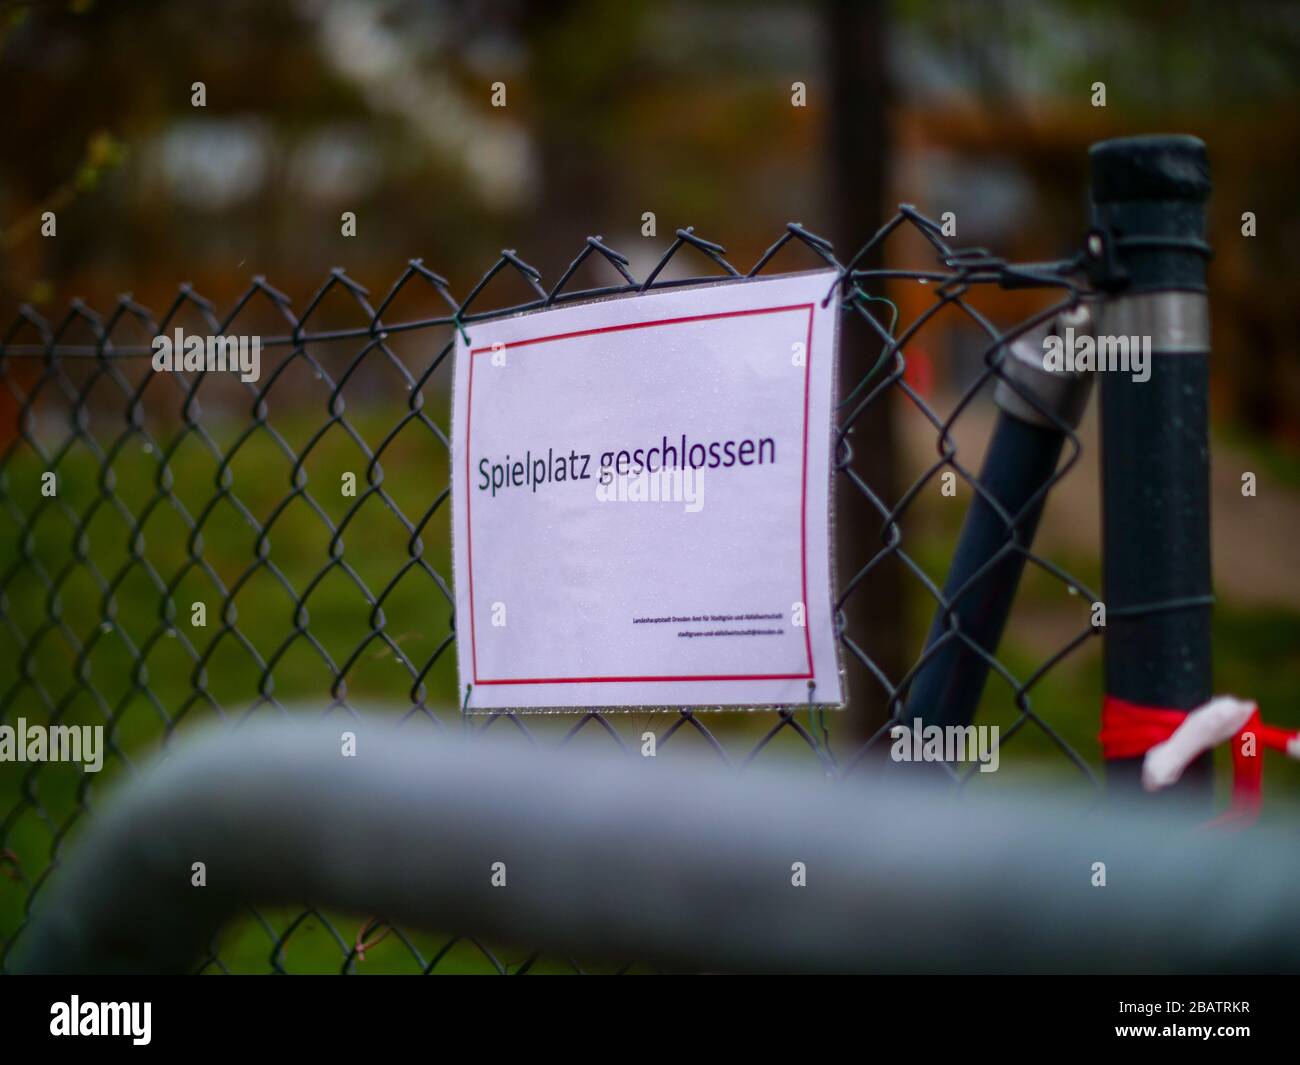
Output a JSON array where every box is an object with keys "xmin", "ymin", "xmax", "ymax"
[{"xmin": 1, "ymin": 0, "xmax": 1298, "ymax": 973}]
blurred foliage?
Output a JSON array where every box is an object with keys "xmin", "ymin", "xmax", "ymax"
[{"xmin": 0, "ymin": 0, "xmax": 1295, "ymax": 435}]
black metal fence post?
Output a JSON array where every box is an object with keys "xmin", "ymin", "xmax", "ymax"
[{"xmin": 1090, "ymin": 135, "xmax": 1214, "ymax": 806}]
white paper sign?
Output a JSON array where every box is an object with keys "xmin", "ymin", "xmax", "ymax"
[{"xmin": 452, "ymin": 269, "xmax": 843, "ymax": 711}]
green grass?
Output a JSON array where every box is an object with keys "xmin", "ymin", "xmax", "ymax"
[
  {"xmin": 1219, "ymin": 424, "xmax": 1300, "ymax": 492},
  {"xmin": 0, "ymin": 402, "xmax": 873, "ymax": 972}
]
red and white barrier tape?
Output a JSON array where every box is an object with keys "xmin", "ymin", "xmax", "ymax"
[{"xmin": 1100, "ymin": 695, "xmax": 1300, "ymax": 827}]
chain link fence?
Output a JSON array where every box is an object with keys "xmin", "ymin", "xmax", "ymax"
[{"xmin": 0, "ymin": 205, "xmax": 1114, "ymax": 973}]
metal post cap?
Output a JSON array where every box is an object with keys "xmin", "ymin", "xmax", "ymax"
[{"xmin": 1089, "ymin": 135, "xmax": 1210, "ymax": 203}]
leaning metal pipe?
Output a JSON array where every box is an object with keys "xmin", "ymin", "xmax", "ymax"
[
  {"xmin": 12, "ymin": 717, "xmax": 1300, "ymax": 974},
  {"xmin": 907, "ymin": 312, "xmax": 1093, "ymax": 732}
]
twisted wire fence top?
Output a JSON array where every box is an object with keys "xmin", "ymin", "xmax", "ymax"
[{"xmin": 0, "ymin": 208, "xmax": 1099, "ymax": 973}]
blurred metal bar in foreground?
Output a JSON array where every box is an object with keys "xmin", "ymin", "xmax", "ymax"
[{"xmin": 14, "ymin": 718, "xmax": 1300, "ymax": 974}]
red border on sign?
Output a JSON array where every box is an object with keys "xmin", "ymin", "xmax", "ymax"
[{"xmin": 465, "ymin": 302, "xmax": 817, "ymax": 686}]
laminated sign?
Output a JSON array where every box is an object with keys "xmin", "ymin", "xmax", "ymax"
[{"xmin": 452, "ymin": 270, "xmax": 843, "ymax": 711}]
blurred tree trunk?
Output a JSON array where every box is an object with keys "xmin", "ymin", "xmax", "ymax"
[
  {"xmin": 824, "ymin": 0, "xmax": 904, "ymax": 743},
  {"xmin": 519, "ymin": 0, "xmax": 626, "ymax": 279}
]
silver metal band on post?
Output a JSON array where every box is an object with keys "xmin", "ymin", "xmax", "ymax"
[{"xmin": 1099, "ymin": 291, "xmax": 1210, "ymax": 354}]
